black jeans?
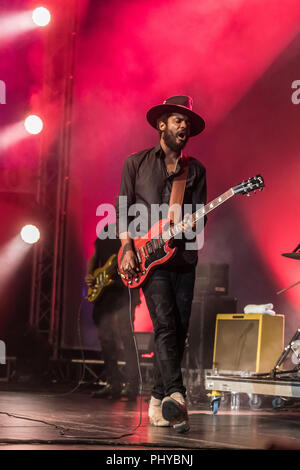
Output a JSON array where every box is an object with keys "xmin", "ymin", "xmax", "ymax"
[{"xmin": 142, "ymin": 266, "xmax": 195, "ymax": 400}]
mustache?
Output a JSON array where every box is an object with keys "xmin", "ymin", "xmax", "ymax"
[
  {"xmin": 164, "ymin": 129, "xmax": 188, "ymax": 151},
  {"xmin": 177, "ymin": 130, "xmax": 187, "ymax": 138}
]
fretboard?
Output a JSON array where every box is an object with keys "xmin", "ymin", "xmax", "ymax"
[{"xmin": 163, "ymin": 188, "xmax": 235, "ymax": 241}]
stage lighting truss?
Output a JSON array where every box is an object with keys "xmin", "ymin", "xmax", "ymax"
[{"xmin": 29, "ymin": 0, "xmax": 78, "ymax": 358}]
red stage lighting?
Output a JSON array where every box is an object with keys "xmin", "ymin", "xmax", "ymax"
[
  {"xmin": 32, "ymin": 7, "xmax": 51, "ymax": 27},
  {"xmin": 20, "ymin": 225, "xmax": 40, "ymax": 245},
  {"xmin": 0, "ymin": 122, "xmax": 27, "ymax": 150},
  {"xmin": 24, "ymin": 115, "xmax": 43, "ymax": 135}
]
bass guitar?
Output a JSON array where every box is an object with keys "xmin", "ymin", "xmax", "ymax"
[
  {"xmin": 87, "ymin": 253, "xmax": 118, "ymax": 302},
  {"xmin": 118, "ymin": 175, "xmax": 264, "ymax": 288}
]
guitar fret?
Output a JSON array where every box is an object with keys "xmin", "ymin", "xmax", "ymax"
[
  {"xmin": 163, "ymin": 188, "xmax": 235, "ymax": 241},
  {"xmin": 203, "ymin": 189, "xmax": 234, "ymax": 215}
]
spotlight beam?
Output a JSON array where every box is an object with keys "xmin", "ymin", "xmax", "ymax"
[
  {"xmin": 0, "ymin": 235, "xmax": 31, "ymax": 298},
  {"xmin": 0, "ymin": 12, "xmax": 35, "ymax": 42},
  {"xmin": 0, "ymin": 7, "xmax": 51, "ymax": 44}
]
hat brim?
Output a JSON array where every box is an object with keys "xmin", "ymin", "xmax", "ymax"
[{"xmin": 146, "ymin": 104, "xmax": 205, "ymax": 136}]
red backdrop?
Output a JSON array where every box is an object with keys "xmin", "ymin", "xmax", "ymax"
[{"xmin": 1, "ymin": 0, "xmax": 300, "ymax": 350}]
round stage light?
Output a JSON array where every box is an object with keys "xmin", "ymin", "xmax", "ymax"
[
  {"xmin": 32, "ymin": 7, "xmax": 51, "ymax": 27},
  {"xmin": 20, "ymin": 225, "xmax": 40, "ymax": 244},
  {"xmin": 24, "ymin": 115, "xmax": 43, "ymax": 135}
]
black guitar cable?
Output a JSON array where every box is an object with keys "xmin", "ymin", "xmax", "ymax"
[{"xmin": 127, "ymin": 286, "xmax": 144, "ymax": 430}]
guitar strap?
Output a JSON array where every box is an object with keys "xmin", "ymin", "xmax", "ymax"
[{"xmin": 168, "ymin": 161, "xmax": 188, "ymax": 225}]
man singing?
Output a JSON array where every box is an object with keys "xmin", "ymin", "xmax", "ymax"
[{"xmin": 116, "ymin": 96, "xmax": 207, "ymax": 432}]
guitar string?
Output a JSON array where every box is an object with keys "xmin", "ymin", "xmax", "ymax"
[{"xmin": 159, "ymin": 180, "xmax": 262, "ymax": 244}]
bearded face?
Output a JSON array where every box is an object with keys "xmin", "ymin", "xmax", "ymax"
[{"xmin": 160, "ymin": 113, "xmax": 191, "ymax": 153}]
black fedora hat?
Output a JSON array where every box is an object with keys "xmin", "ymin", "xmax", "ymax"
[{"xmin": 146, "ymin": 95, "xmax": 205, "ymax": 136}]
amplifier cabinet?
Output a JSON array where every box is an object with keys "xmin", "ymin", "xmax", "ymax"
[
  {"xmin": 212, "ymin": 314, "xmax": 284, "ymax": 373},
  {"xmin": 195, "ymin": 263, "xmax": 229, "ymax": 295}
]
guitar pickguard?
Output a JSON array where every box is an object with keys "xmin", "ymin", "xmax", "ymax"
[{"xmin": 144, "ymin": 244, "xmax": 171, "ymax": 270}]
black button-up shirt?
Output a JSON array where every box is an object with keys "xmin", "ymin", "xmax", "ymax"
[{"xmin": 116, "ymin": 145, "xmax": 207, "ymax": 267}]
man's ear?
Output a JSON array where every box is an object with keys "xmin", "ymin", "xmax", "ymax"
[{"xmin": 158, "ymin": 120, "xmax": 166, "ymax": 132}]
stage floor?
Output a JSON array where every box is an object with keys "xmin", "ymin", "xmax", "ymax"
[{"xmin": 0, "ymin": 385, "xmax": 299, "ymax": 451}]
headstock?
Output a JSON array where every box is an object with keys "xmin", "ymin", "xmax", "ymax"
[{"xmin": 233, "ymin": 174, "xmax": 265, "ymax": 196}]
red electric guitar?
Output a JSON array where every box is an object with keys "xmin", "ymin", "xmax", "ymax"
[{"xmin": 118, "ymin": 175, "xmax": 264, "ymax": 288}]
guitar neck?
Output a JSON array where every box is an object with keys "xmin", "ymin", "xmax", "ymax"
[
  {"xmin": 200, "ymin": 188, "xmax": 234, "ymax": 218},
  {"xmin": 163, "ymin": 188, "xmax": 235, "ymax": 241}
]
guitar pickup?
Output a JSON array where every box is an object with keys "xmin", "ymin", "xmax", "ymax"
[
  {"xmin": 152, "ymin": 238, "xmax": 159, "ymax": 251},
  {"xmin": 146, "ymin": 241, "xmax": 153, "ymax": 255}
]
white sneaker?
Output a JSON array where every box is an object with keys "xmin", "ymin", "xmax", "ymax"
[
  {"xmin": 148, "ymin": 396, "xmax": 170, "ymax": 427},
  {"xmin": 162, "ymin": 392, "xmax": 189, "ymax": 433}
]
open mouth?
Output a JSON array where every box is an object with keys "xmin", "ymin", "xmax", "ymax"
[{"xmin": 177, "ymin": 132, "xmax": 186, "ymax": 142}]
